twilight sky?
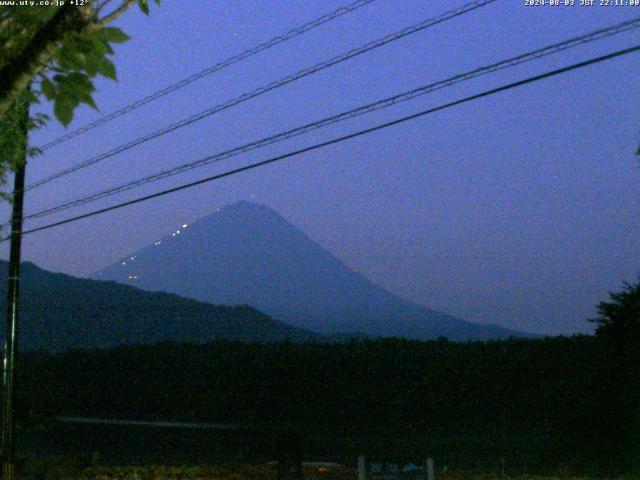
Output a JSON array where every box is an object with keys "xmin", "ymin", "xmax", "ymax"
[{"xmin": 2, "ymin": 0, "xmax": 639, "ymax": 335}]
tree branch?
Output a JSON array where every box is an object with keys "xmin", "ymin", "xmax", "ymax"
[
  {"xmin": 94, "ymin": 0, "xmax": 116, "ymax": 16},
  {"xmin": 0, "ymin": 6, "xmax": 85, "ymax": 117},
  {"xmin": 0, "ymin": 0, "xmax": 136, "ymax": 117},
  {"xmin": 93, "ymin": 0, "xmax": 135, "ymax": 29}
]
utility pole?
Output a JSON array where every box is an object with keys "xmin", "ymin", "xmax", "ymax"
[{"xmin": 1, "ymin": 94, "xmax": 30, "ymax": 480}]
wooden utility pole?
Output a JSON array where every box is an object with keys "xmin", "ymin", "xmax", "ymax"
[{"xmin": 1, "ymin": 96, "xmax": 29, "ymax": 480}]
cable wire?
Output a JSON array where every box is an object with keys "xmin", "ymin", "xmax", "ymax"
[
  {"xmin": 5, "ymin": 44, "xmax": 638, "ymax": 241},
  {"xmin": 36, "ymin": 0, "xmax": 379, "ymax": 152},
  {"xmin": 24, "ymin": 0, "xmax": 498, "ymax": 192},
  {"xmin": 20, "ymin": 17, "xmax": 640, "ymax": 222}
]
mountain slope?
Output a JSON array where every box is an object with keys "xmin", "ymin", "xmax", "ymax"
[
  {"xmin": 0, "ymin": 260, "xmax": 317, "ymax": 351},
  {"xmin": 95, "ymin": 201, "xmax": 531, "ymax": 340}
]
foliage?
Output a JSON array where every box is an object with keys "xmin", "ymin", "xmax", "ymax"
[
  {"xmin": 0, "ymin": 0, "xmax": 159, "ymax": 193},
  {"xmin": 0, "ymin": 93, "xmax": 31, "ymax": 200},
  {"xmin": 590, "ymin": 279, "xmax": 640, "ymax": 472},
  {"xmin": 591, "ymin": 278, "xmax": 640, "ymax": 346},
  {"xmin": 14, "ymin": 335, "xmax": 632, "ymax": 475}
]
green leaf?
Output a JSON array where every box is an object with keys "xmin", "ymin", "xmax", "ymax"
[
  {"xmin": 55, "ymin": 42, "xmax": 86, "ymax": 72},
  {"xmin": 99, "ymin": 27, "xmax": 130, "ymax": 44},
  {"xmin": 22, "ymin": 89, "xmax": 39, "ymax": 105},
  {"xmin": 85, "ymin": 34, "xmax": 113, "ymax": 56},
  {"xmin": 54, "ymin": 99, "xmax": 74, "ymax": 126},
  {"xmin": 96, "ymin": 57, "xmax": 117, "ymax": 80},
  {"xmin": 40, "ymin": 77, "xmax": 56, "ymax": 100},
  {"xmin": 56, "ymin": 73, "xmax": 94, "ymax": 97},
  {"xmin": 66, "ymin": 52, "xmax": 87, "ymax": 71},
  {"xmin": 103, "ymin": 41, "xmax": 115, "ymax": 55},
  {"xmin": 27, "ymin": 112, "xmax": 50, "ymax": 132},
  {"xmin": 138, "ymin": 0, "xmax": 150, "ymax": 14},
  {"xmin": 83, "ymin": 53, "xmax": 99, "ymax": 77},
  {"xmin": 79, "ymin": 93, "xmax": 98, "ymax": 110}
]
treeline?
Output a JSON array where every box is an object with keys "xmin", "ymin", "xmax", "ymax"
[{"xmin": 14, "ymin": 335, "xmax": 639, "ymax": 474}]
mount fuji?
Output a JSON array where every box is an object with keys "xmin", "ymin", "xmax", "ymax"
[{"xmin": 94, "ymin": 201, "xmax": 531, "ymax": 341}]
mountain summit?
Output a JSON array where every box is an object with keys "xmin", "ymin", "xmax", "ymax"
[{"xmin": 95, "ymin": 201, "xmax": 529, "ymax": 340}]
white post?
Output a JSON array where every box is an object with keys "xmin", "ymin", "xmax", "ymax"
[
  {"xmin": 358, "ymin": 455, "xmax": 367, "ymax": 480},
  {"xmin": 426, "ymin": 458, "xmax": 434, "ymax": 480}
]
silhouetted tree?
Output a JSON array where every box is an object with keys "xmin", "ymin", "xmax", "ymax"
[
  {"xmin": 591, "ymin": 279, "xmax": 640, "ymax": 347},
  {"xmin": 590, "ymin": 279, "xmax": 640, "ymax": 472}
]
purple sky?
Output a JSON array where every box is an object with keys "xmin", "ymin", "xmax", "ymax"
[{"xmin": 2, "ymin": 0, "xmax": 639, "ymax": 335}]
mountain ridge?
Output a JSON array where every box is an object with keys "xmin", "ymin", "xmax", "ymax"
[{"xmin": 0, "ymin": 260, "xmax": 318, "ymax": 351}]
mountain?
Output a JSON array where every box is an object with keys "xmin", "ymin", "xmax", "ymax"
[
  {"xmin": 0, "ymin": 260, "xmax": 317, "ymax": 351},
  {"xmin": 94, "ymin": 201, "xmax": 531, "ymax": 341}
]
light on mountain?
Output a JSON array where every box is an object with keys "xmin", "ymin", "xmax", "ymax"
[{"xmin": 122, "ymin": 262, "xmax": 126, "ymax": 265}]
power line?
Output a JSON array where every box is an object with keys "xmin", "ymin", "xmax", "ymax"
[
  {"xmin": 19, "ymin": 17, "xmax": 640, "ymax": 222},
  {"xmin": 36, "ymin": 0, "xmax": 379, "ymax": 152},
  {"xmin": 24, "ymin": 0, "xmax": 498, "ymax": 192},
  {"xmin": 5, "ymin": 44, "xmax": 638, "ymax": 242}
]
